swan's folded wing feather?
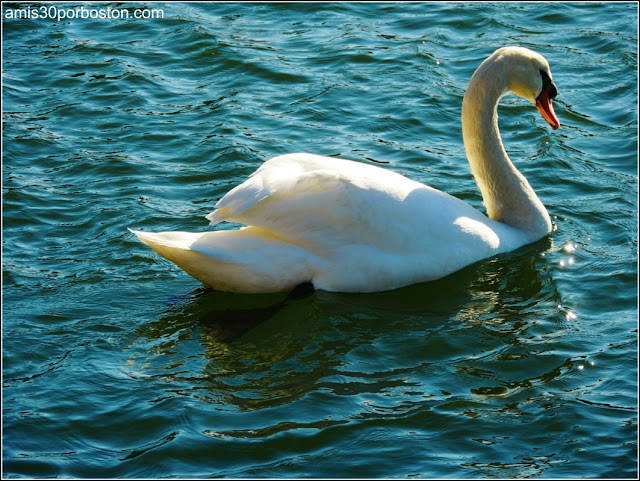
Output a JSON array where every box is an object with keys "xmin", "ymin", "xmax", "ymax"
[
  {"xmin": 207, "ymin": 154, "xmax": 322, "ymax": 225},
  {"xmin": 212, "ymin": 172, "xmax": 367, "ymax": 249},
  {"xmin": 207, "ymin": 153, "xmax": 343, "ymax": 225},
  {"xmin": 204, "ymin": 153, "xmax": 434, "ymax": 254},
  {"xmin": 203, "ymin": 152, "xmax": 501, "ymax": 260},
  {"xmin": 206, "ymin": 175, "xmax": 267, "ymax": 226}
]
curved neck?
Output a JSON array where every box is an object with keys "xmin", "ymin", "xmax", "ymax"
[{"xmin": 461, "ymin": 63, "xmax": 551, "ymax": 241}]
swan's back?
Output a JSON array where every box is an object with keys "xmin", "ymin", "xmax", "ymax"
[{"xmin": 208, "ymin": 153, "xmax": 514, "ymax": 258}]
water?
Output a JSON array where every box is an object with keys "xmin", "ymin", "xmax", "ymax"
[{"xmin": 2, "ymin": 2, "xmax": 637, "ymax": 478}]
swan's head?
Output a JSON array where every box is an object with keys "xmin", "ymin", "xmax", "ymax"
[{"xmin": 496, "ymin": 46, "xmax": 560, "ymax": 130}]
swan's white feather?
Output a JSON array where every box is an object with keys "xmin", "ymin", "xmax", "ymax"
[{"xmin": 130, "ymin": 227, "xmax": 316, "ymax": 293}]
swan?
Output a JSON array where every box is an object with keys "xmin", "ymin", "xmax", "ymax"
[{"xmin": 130, "ymin": 46, "xmax": 560, "ymax": 294}]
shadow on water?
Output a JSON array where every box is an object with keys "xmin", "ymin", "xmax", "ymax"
[
  {"xmin": 125, "ymin": 236, "xmax": 584, "ymax": 423},
  {"xmin": 197, "ymin": 281, "xmax": 316, "ymax": 343},
  {"xmin": 187, "ymin": 260, "xmax": 480, "ymax": 344}
]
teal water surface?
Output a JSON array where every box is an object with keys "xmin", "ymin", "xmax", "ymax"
[{"xmin": 2, "ymin": 2, "xmax": 638, "ymax": 478}]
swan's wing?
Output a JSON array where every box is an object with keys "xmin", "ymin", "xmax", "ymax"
[
  {"xmin": 207, "ymin": 153, "xmax": 385, "ymax": 224},
  {"xmin": 205, "ymin": 153, "xmax": 468, "ymax": 255},
  {"xmin": 205, "ymin": 154, "xmax": 316, "ymax": 223}
]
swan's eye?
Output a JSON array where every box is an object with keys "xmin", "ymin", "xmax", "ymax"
[{"xmin": 540, "ymin": 70, "xmax": 558, "ymax": 99}]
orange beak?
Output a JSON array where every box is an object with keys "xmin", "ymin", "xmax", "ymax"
[{"xmin": 535, "ymin": 86, "xmax": 560, "ymax": 130}]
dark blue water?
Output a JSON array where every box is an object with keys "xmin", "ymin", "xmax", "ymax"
[{"xmin": 2, "ymin": 2, "xmax": 637, "ymax": 478}]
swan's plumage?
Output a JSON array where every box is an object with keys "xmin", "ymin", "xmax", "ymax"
[{"xmin": 131, "ymin": 46, "xmax": 559, "ymax": 293}]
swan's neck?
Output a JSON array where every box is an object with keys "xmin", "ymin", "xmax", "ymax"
[{"xmin": 461, "ymin": 64, "xmax": 552, "ymax": 241}]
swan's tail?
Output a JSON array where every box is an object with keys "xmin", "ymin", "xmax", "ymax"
[{"xmin": 128, "ymin": 227, "xmax": 314, "ymax": 293}]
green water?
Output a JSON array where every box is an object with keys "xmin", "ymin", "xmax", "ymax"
[{"xmin": 2, "ymin": 2, "xmax": 637, "ymax": 478}]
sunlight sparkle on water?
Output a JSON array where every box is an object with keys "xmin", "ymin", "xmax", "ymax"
[{"xmin": 559, "ymin": 257, "xmax": 575, "ymax": 268}]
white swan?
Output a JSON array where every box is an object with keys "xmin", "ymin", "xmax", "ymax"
[{"xmin": 130, "ymin": 46, "xmax": 560, "ymax": 294}]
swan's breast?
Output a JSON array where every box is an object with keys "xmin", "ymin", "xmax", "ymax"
[{"xmin": 453, "ymin": 216, "xmax": 501, "ymax": 250}]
